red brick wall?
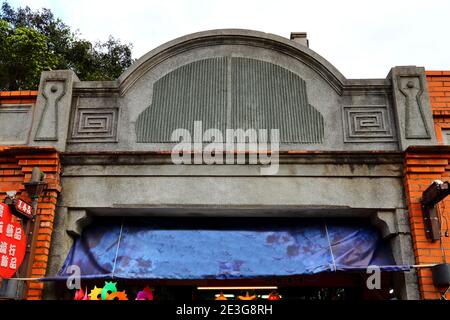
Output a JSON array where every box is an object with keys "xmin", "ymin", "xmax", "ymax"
[
  {"xmin": 427, "ymin": 71, "xmax": 450, "ymax": 144},
  {"xmin": 404, "ymin": 151, "xmax": 450, "ymax": 299},
  {"xmin": 402, "ymin": 71, "xmax": 450, "ymax": 300},
  {"xmin": 0, "ymin": 147, "xmax": 61, "ymax": 299},
  {"xmin": 1, "ymin": 91, "xmax": 61, "ymax": 300},
  {"xmin": 0, "ymin": 90, "xmax": 38, "ymax": 105}
]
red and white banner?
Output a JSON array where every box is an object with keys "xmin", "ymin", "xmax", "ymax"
[{"xmin": 0, "ymin": 203, "xmax": 26, "ymax": 279}]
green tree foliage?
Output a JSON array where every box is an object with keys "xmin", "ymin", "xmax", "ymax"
[
  {"xmin": 0, "ymin": 19, "xmax": 57, "ymax": 90},
  {"xmin": 0, "ymin": 1, "xmax": 134, "ymax": 90}
]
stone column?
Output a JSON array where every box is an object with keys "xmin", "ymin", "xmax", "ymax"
[
  {"xmin": 389, "ymin": 66, "xmax": 437, "ymax": 150},
  {"xmin": 29, "ymin": 70, "xmax": 79, "ymax": 152}
]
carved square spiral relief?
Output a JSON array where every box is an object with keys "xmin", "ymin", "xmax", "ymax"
[
  {"xmin": 342, "ymin": 105, "xmax": 395, "ymax": 143},
  {"xmin": 70, "ymin": 108, "xmax": 118, "ymax": 142}
]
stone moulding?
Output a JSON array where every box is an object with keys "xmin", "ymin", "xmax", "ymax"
[
  {"xmin": 342, "ymin": 105, "xmax": 396, "ymax": 143},
  {"xmin": 69, "ymin": 95, "xmax": 119, "ymax": 144},
  {"xmin": 117, "ymin": 29, "xmax": 347, "ymax": 96},
  {"xmin": 60, "ymin": 151, "xmax": 404, "ymax": 166}
]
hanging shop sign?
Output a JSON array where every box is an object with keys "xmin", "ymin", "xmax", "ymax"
[
  {"xmin": 3, "ymin": 195, "xmax": 34, "ymax": 220},
  {"xmin": 13, "ymin": 199, "xmax": 34, "ymax": 220},
  {"xmin": 0, "ymin": 203, "xmax": 26, "ymax": 279}
]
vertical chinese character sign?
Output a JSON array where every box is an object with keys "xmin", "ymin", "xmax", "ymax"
[{"xmin": 0, "ymin": 203, "xmax": 26, "ymax": 279}]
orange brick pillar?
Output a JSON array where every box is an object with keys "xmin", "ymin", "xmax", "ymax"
[
  {"xmin": 404, "ymin": 147, "xmax": 450, "ymax": 299},
  {"xmin": 427, "ymin": 71, "xmax": 450, "ymax": 144},
  {"xmin": 0, "ymin": 147, "xmax": 61, "ymax": 300}
]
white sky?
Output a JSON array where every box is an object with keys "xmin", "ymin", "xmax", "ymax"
[{"xmin": 7, "ymin": 0, "xmax": 450, "ymax": 78}]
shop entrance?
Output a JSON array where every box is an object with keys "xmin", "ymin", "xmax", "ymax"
[
  {"xmin": 53, "ymin": 272, "xmax": 395, "ymax": 300},
  {"xmin": 50, "ymin": 216, "xmax": 405, "ymax": 300}
]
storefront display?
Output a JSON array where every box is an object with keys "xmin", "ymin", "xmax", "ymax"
[
  {"xmin": 268, "ymin": 291, "xmax": 281, "ymax": 300},
  {"xmin": 83, "ymin": 282, "xmax": 128, "ymax": 300},
  {"xmin": 74, "ymin": 283, "xmax": 157, "ymax": 300},
  {"xmin": 136, "ymin": 287, "xmax": 154, "ymax": 300},
  {"xmin": 237, "ymin": 292, "xmax": 257, "ymax": 300}
]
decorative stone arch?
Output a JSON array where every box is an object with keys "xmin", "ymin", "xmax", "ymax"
[{"xmin": 118, "ymin": 29, "xmax": 347, "ymax": 95}]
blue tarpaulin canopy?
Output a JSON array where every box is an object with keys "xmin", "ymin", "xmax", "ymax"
[{"xmin": 52, "ymin": 218, "xmax": 409, "ymax": 280}]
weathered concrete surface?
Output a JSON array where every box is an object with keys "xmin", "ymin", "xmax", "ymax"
[
  {"xmin": 0, "ymin": 104, "xmax": 33, "ymax": 145},
  {"xmin": 60, "ymin": 175, "xmax": 404, "ymax": 209},
  {"xmin": 58, "ymin": 152, "xmax": 406, "ymax": 210}
]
